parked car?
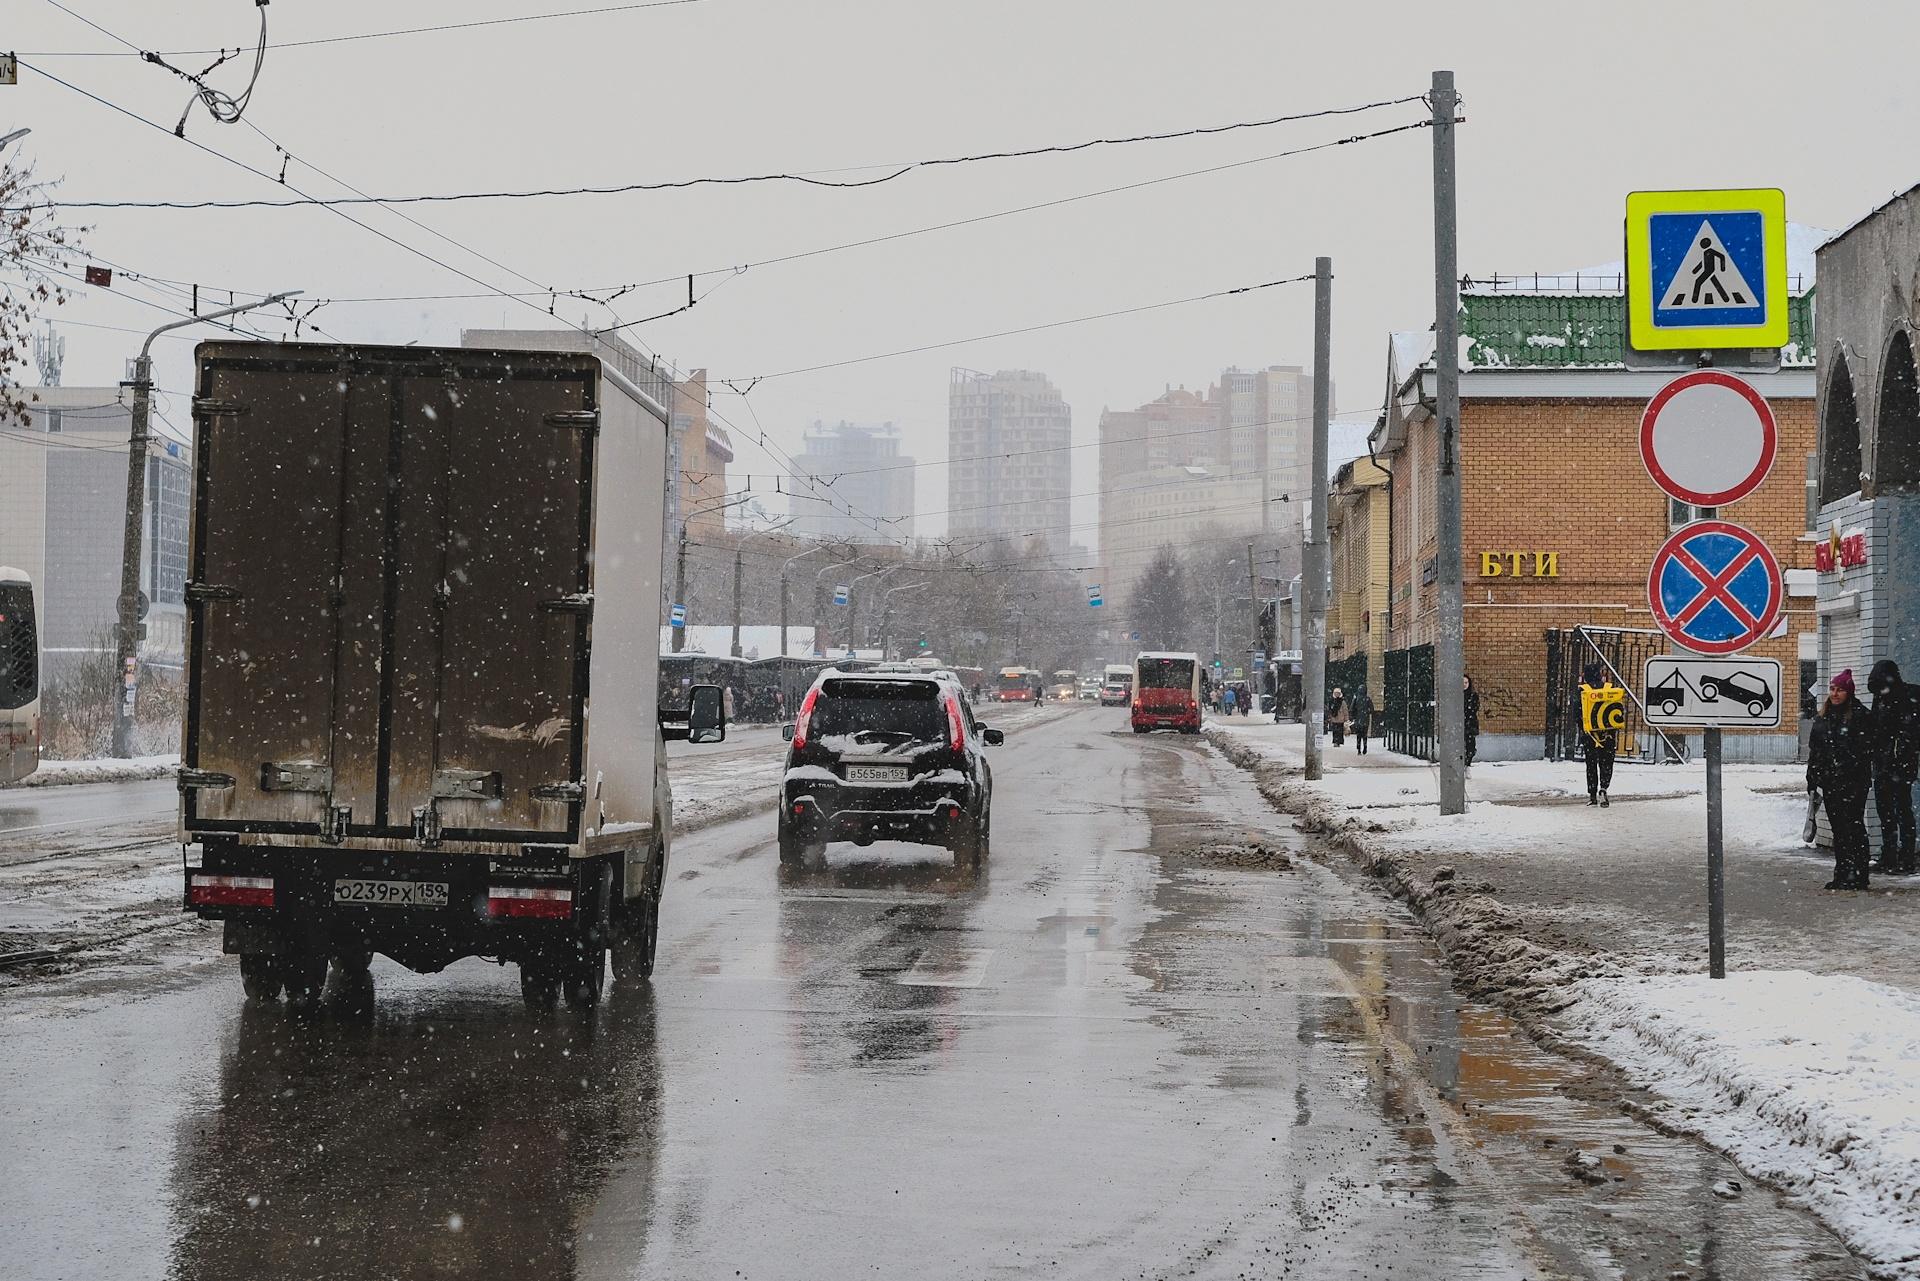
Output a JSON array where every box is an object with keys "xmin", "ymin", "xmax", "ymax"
[{"xmin": 780, "ymin": 673, "xmax": 1001, "ymax": 868}]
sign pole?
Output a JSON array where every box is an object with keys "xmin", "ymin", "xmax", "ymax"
[{"xmin": 1705, "ymin": 726, "xmax": 1726, "ymax": 979}]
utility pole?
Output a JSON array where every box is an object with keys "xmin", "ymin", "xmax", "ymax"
[
  {"xmin": 1432, "ymin": 69, "xmax": 1467, "ymax": 815},
  {"xmin": 779, "ymin": 545, "xmax": 827, "ymax": 661},
  {"xmin": 730, "ymin": 521, "xmax": 797, "ymax": 658},
  {"xmin": 1302, "ymin": 257, "xmax": 1332, "ymax": 781},
  {"xmin": 111, "ymin": 290, "xmax": 300, "ymax": 758},
  {"xmin": 1246, "ymin": 540, "xmax": 1259, "ymax": 671},
  {"xmin": 672, "ymin": 526, "xmax": 690, "ymax": 654}
]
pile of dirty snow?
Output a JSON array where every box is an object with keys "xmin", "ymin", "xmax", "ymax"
[{"xmin": 1563, "ymin": 970, "xmax": 1920, "ymax": 1276}]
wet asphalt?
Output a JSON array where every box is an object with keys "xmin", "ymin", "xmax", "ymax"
[{"xmin": 0, "ymin": 708, "xmax": 1868, "ymax": 1280}]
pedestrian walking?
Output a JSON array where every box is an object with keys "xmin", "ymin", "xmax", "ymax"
[
  {"xmin": 1809, "ymin": 669, "xmax": 1876, "ymax": 890},
  {"xmin": 1577, "ymin": 663, "xmax": 1618, "ymax": 807},
  {"xmin": 1350, "ymin": 686, "xmax": 1374, "ymax": 754},
  {"xmin": 1222, "ymin": 685, "xmax": 1237, "ymax": 716},
  {"xmin": 1463, "ymin": 675, "xmax": 1481, "ymax": 766},
  {"xmin": 1870, "ymin": 660, "xmax": 1919, "ymax": 875},
  {"xmin": 1328, "ymin": 687, "xmax": 1348, "ymax": 747}
]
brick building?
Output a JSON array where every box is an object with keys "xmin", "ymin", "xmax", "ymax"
[
  {"xmin": 1368, "ymin": 284, "xmax": 1818, "ymax": 762},
  {"xmin": 1327, "ymin": 455, "xmax": 1389, "ymax": 699}
]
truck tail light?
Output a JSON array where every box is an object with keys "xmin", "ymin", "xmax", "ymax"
[
  {"xmin": 791, "ymin": 684, "xmax": 821, "ymax": 750},
  {"xmin": 487, "ymin": 885, "xmax": 574, "ymax": 920},
  {"xmin": 187, "ymin": 874, "xmax": 274, "ymax": 908},
  {"xmin": 942, "ymin": 690, "xmax": 966, "ymax": 753}
]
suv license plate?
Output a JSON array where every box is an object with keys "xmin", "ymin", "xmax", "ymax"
[
  {"xmin": 333, "ymin": 878, "xmax": 449, "ymax": 909},
  {"xmin": 845, "ymin": 764, "xmax": 908, "ymax": 783}
]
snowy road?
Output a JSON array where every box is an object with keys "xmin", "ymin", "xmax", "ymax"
[{"xmin": 0, "ymin": 708, "xmax": 1867, "ymax": 1279}]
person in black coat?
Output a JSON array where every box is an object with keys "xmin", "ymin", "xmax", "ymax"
[
  {"xmin": 1463, "ymin": 675, "xmax": 1481, "ymax": 766},
  {"xmin": 1869, "ymin": 659, "xmax": 1919, "ymax": 875},
  {"xmin": 1578, "ymin": 663, "xmax": 1618, "ymax": 807},
  {"xmin": 1350, "ymin": 686, "xmax": 1375, "ymax": 754},
  {"xmin": 1809, "ymin": 669, "xmax": 1876, "ymax": 890}
]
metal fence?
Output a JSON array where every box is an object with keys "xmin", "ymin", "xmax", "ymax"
[
  {"xmin": 1382, "ymin": 643, "xmax": 1435, "ymax": 760},
  {"xmin": 1543, "ymin": 625, "xmax": 1687, "ymax": 764}
]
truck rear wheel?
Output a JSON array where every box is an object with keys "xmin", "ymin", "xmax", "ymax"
[
  {"xmin": 283, "ymin": 954, "xmax": 327, "ymax": 1012},
  {"xmin": 612, "ymin": 852, "xmax": 661, "ymax": 985},
  {"xmin": 239, "ymin": 954, "xmax": 281, "ymax": 1002},
  {"xmin": 520, "ymin": 963, "xmax": 560, "ymax": 1012},
  {"xmin": 564, "ymin": 950, "xmax": 605, "ymax": 1009}
]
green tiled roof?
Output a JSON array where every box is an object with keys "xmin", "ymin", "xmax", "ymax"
[{"xmin": 1460, "ymin": 291, "xmax": 1815, "ymax": 369}]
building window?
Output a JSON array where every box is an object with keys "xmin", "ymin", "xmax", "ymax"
[{"xmin": 1669, "ymin": 498, "xmax": 1715, "ymax": 527}]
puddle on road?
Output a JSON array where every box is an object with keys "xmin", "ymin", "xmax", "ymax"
[{"xmin": 1134, "ymin": 736, "xmax": 1866, "ymax": 1281}]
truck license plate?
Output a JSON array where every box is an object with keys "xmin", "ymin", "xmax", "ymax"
[
  {"xmin": 845, "ymin": 764, "xmax": 908, "ymax": 783},
  {"xmin": 333, "ymin": 878, "xmax": 449, "ymax": 908}
]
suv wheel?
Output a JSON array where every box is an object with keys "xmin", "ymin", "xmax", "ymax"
[{"xmin": 950, "ymin": 814, "xmax": 986, "ymax": 869}]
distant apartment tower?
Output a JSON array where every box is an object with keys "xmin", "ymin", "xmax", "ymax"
[
  {"xmin": 947, "ymin": 368, "xmax": 1072, "ymax": 553},
  {"xmin": 1220, "ymin": 365, "xmax": 1313, "ymax": 510},
  {"xmin": 0, "ymin": 389, "xmax": 192, "ymax": 677},
  {"xmin": 786, "ymin": 420, "xmax": 915, "ymax": 542}
]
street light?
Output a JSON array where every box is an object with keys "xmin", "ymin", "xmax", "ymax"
[
  {"xmin": 731, "ymin": 519, "xmax": 797, "ymax": 658},
  {"xmin": 672, "ymin": 491, "xmax": 753, "ymax": 654},
  {"xmin": 111, "ymin": 290, "xmax": 301, "ymax": 758},
  {"xmin": 845, "ymin": 563, "xmax": 900, "ymax": 655},
  {"xmin": 0, "ymin": 128, "xmax": 31, "ymax": 156},
  {"xmin": 813, "ymin": 551, "xmax": 860, "ymax": 655},
  {"xmin": 879, "ymin": 580, "xmax": 930, "ymax": 659},
  {"xmin": 779, "ymin": 543, "xmax": 832, "ymax": 660}
]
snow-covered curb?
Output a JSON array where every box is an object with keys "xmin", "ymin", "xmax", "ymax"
[
  {"xmin": 10, "ymin": 756, "xmax": 179, "ymax": 788},
  {"xmin": 1564, "ymin": 971, "xmax": 1920, "ymax": 1277}
]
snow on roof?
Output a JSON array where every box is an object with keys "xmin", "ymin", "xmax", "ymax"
[
  {"xmin": 1466, "ymin": 222, "xmax": 1826, "ymax": 298},
  {"xmin": 1137, "ymin": 651, "xmax": 1200, "ymax": 661}
]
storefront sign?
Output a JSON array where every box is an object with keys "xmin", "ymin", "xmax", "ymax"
[
  {"xmin": 1478, "ymin": 551, "xmax": 1559, "ymax": 578},
  {"xmin": 1813, "ymin": 525, "xmax": 1867, "ymax": 573}
]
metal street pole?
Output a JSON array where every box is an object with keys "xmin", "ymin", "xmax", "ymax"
[
  {"xmin": 673, "ymin": 524, "xmax": 690, "ymax": 654},
  {"xmin": 847, "ymin": 564, "xmax": 898, "ymax": 655},
  {"xmin": 1705, "ymin": 727, "xmax": 1726, "ymax": 978},
  {"xmin": 729, "ymin": 522, "xmax": 796, "ymax": 658},
  {"xmin": 1431, "ymin": 69, "xmax": 1467, "ymax": 814},
  {"xmin": 814, "ymin": 555, "xmax": 855, "ymax": 656},
  {"xmin": 881, "ymin": 581, "xmax": 929, "ymax": 659},
  {"xmin": 1302, "ymin": 257, "xmax": 1332, "ymax": 781},
  {"xmin": 110, "ymin": 290, "xmax": 300, "ymax": 758},
  {"xmin": 779, "ymin": 545, "xmax": 828, "ymax": 660}
]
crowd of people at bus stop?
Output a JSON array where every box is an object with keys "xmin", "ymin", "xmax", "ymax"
[{"xmin": 1806, "ymin": 660, "xmax": 1920, "ymax": 892}]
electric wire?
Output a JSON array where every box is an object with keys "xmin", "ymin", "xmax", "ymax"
[{"xmin": 33, "ymin": 99, "xmax": 1431, "ymax": 210}]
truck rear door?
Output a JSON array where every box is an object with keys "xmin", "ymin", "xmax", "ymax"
[{"xmin": 184, "ymin": 343, "xmax": 596, "ymax": 846}]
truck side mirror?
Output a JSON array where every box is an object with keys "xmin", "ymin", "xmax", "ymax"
[{"xmin": 688, "ymin": 684, "xmax": 727, "ymax": 744}]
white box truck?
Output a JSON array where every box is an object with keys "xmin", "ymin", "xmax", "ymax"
[{"xmin": 178, "ymin": 341, "xmax": 724, "ymax": 1010}]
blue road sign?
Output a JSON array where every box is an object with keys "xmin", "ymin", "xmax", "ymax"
[
  {"xmin": 1626, "ymin": 188, "xmax": 1787, "ymax": 351},
  {"xmin": 832, "ymin": 584, "xmax": 849, "ymax": 607},
  {"xmin": 1646, "ymin": 520, "xmax": 1783, "ymax": 656},
  {"xmin": 669, "ymin": 603, "xmax": 686, "ymax": 629},
  {"xmin": 1087, "ymin": 583, "xmax": 1103, "ymax": 608}
]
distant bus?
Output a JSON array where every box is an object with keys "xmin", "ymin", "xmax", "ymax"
[
  {"xmin": 1131, "ymin": 652, "xmax": 1202, "ymax": 734},
  {"xmin": 0, "ymin": 567, "xmax": 40, "ymax": 784},
  {"xmin": 995, "ymin": 667, "xmax": 1043, "ymax": 702}
]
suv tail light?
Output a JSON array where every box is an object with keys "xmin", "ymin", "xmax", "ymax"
[
  {"xmin": 942, "ymin": 690, "xmax": 966, "ymax": 753},
  {"xmin": 791, "ymin": 684, "xmax": 822, "ymax": 750}
]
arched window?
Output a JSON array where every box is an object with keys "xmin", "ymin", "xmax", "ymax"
[
  {"xmin": 1876, "ymin": 330, "xmax": 1920, "ymax": 492},
  {"xmin": 1821, "ymin": 355, "xmax": 1863, "ymax": 504}
]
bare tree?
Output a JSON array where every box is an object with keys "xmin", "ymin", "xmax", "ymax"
[
  {"xmin": 1127, "ymin": 545, "xmax": 1192, "ymax": 651},
  {"xmin": 2, "ymin": 155, "xmax": 83, "ymax": 425}
]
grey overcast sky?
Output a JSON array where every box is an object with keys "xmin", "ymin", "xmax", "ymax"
[{"xmin": 7, "ymin": 0, "xmax": 1914, "ymax": 551}]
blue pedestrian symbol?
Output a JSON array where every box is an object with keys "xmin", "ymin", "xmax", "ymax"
[
  {"xmin": 1649, "ymin": 212, "xmax": 1766, "ymax": 330},
  {"xmin": 1648, "ymin": 521, "xmax": 1782, "ymax": 656}
]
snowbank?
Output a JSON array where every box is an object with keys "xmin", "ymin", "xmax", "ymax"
[
  {"xmin": 1566, "ymin": 971, "xmax": 1920, "ymax": 1277},
  {"xmin": 12, "ymin": 756, "xmax": 179, "ymax": 789}
]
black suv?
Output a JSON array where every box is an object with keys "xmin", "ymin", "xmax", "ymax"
[{"xmin": 779, "ymin": 672, "xmax": 1002, "ymax": 868}]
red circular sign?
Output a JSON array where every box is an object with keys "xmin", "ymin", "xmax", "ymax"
[
  {"xmin": 1646, "ymin": 520, "xmax": 1784, "ymax": 656},
  {"xmin": 1640, "ymin": 370, "xmax": 1778, "ymax": 508}
]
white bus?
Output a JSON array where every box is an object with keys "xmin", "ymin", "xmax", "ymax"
[{"xmin": 0, "ymin": 567, "xmax": 41, "ymax": 785}]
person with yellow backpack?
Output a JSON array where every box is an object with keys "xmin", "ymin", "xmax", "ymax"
[{"xmin": 1578, "ymin": 663, "xmax": 1623, "ymax": 807}]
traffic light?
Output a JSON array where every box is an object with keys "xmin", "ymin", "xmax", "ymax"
[{"xmin": 917, "ymin": 636, "xmax": 928, "ymax": 649}]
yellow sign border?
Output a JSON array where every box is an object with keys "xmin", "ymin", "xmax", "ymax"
[{"xmin": 1626, "ymin": 188, "xmax": 1788, "ymax": 351}]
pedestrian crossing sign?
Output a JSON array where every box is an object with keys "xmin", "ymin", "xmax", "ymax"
[{"xmin": 1626, "ymin": 188, "xmax": 1788, "ymax": 352}]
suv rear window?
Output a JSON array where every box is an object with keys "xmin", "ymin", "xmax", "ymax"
[
  {"xmin": 1139, "ymin": 659, "xmax": 1193, "ymax": 689},
  {"xmin": 812, "ymin": 679, "xmax": 944, "ymax": 747}
]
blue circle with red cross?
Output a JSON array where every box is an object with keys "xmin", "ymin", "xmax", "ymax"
[{"xmin": 1647, "ymin": 520, "xmax": 1783, "ymax": 655}]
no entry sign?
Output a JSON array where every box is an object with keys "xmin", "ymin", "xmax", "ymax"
[
  {"xmin": 1640, "ymin": 370, "xmax": 1778, "ymax": 507},
  {"xmin": 1647, "ymin": 520, "xmax": 1784, "ymax": 655}
]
